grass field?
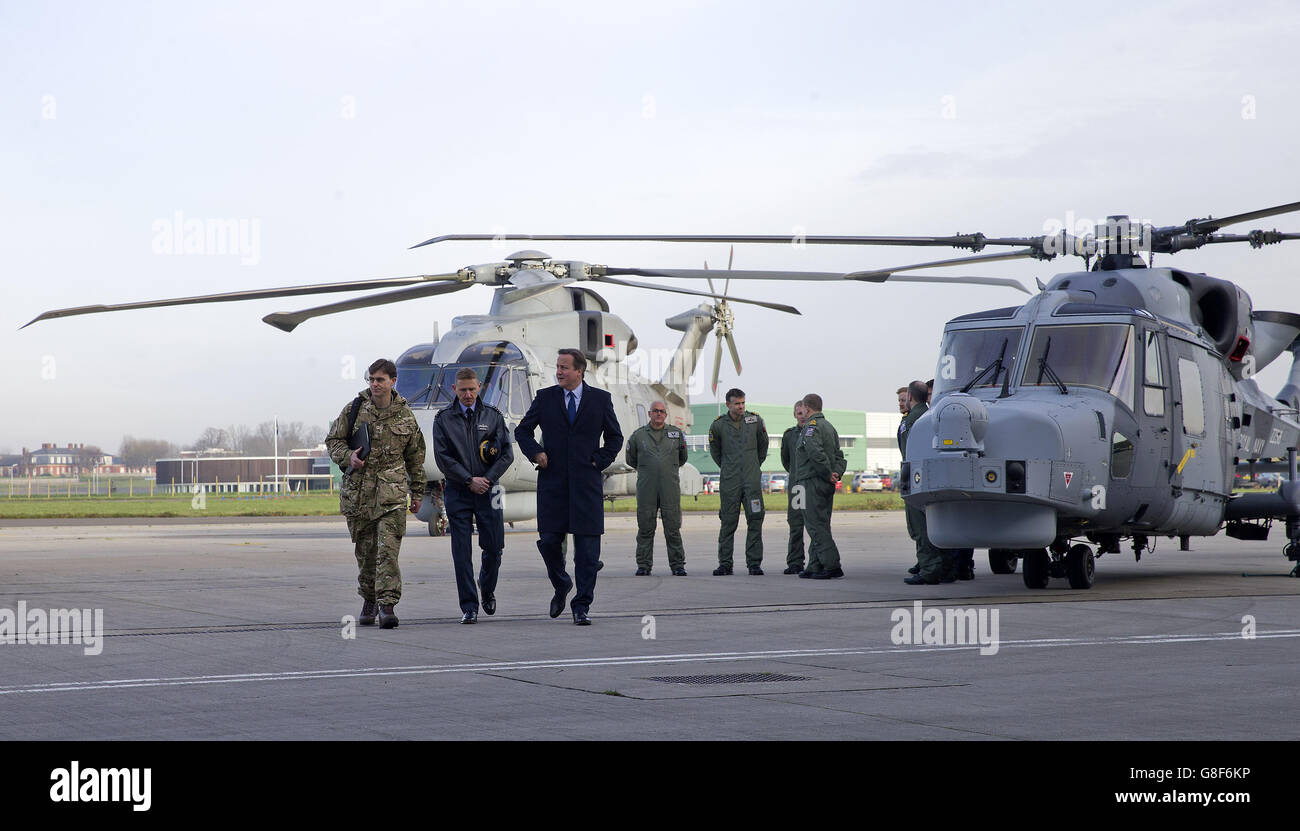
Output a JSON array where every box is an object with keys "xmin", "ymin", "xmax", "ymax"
[
  {"xmin": 0, "ymin": 492, "xmax": 341, "ymax": 519},
  {"xmin": 0, "ymin": 490, "xmax": 903, "ymax": 519}
]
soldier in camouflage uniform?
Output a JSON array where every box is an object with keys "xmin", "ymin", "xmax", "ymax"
[
  {"xmin": 708, "ymin": 388, "xmax": 768, "ymax": 575},
  {"xmin": 793, "ymin": 393, "xmax": 847, "ymax": 579},
  {"xmin": 625, "ymin": 400, "xmax": 688, "ymax": 576},
  {"xmin": 780, "ymin": 399, "xmax": 810, "ymax": 574},
  {"xmin": 326, "ymin": 359, "xmax": 426, "ymax": 628}
]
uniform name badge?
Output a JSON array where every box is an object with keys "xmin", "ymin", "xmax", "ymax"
[
  {"xmin": 749, "ymin": 498, "xmax": 761, "ymax": 513},
  {"xmin": 667, "ymin": 431, "xmax": 680, "ymax": 438},
  {"xmin": 744, "ymin": 415, "xmax": 757, "ymax": 424}
]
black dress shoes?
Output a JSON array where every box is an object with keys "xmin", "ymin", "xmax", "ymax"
[
  {"xmin": 482, "ymin": 595, "xmax": 496, "ymax": 615},
  {"xmin": 461, "ymin": 610, "xmax": 477, "ymax": 624},
  {"xmin": 635, "ymin": 567, "xmax": 651, "ymax": 576},
  {"xmin": 359, "ymin": 599, "xmax": 377, "ymax": 626},
  {"xmin": 712, "ymin": 565, "xmax": 733, "ymax": 576},
  {"xmin": 377, "ymin": 604, "xmax": 399, "ymax": 628},
  {"xmin": 811, "ymin": 567, "xmax": 844, "ymax": 579},
  {"xmin": 783, "ymin": 565, "xmax": 803, "ymax": 575},
  {"xmin": 549, "ymin": 586, "xmax": 571, "ymax": 619},
  {"xmin": 799, "ymin": 569, "xmax": 821, "ymax": 579},
  {"xmin": 572, "ymin": 609, "xmax": 592, "ymax": 626},
  {"xmin": 903, "ymin": 575, "xmax": 939, "ymax": 585},
  {"xmin": 671, "ymin": 567, "xmax": 688, "ymax": 576},
  {"xmin": 748, "ymin": 566, "xmax": 764, "ymax": 576}
]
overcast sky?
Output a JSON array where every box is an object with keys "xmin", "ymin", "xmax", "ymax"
[{"xmin": 4, "ymin": 0, "xmax": 1299, "ymax": 454}]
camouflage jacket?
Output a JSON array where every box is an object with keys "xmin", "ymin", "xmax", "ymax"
[{"xmin": 326, "ymin": 389, "xmax": 426, "ymax": 520}]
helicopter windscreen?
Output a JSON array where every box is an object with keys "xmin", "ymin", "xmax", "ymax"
[
  {"xmin": 421, "ymin": 341, "xmax": 532, "ymax": 415},
  {"xmin": 933, "ymin": 327, "xmax": 1024, "ymax": 397},
  {"xmin": 396, "ymin": 365, "xmax": 438, "ymax": 405},
  {"xmin": 1020, "ymin": 324, "xmax": 1135, "ymax": 407}
]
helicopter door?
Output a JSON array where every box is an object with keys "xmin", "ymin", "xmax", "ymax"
[
  {"xmin": 1167, "ymin": 340, "xmax": 1227, "ymax": 533},
  {"xmin": 1130, "ymin": 329, "xmax": 1173, "ymax": 491}
]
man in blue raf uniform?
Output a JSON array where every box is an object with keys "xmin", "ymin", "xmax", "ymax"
[
  {"xmin": 431, "ymin": 367, "xmax": 515, "ymax": 624},
  {"xmin": 515, "ymin": 348, "xmax": 623, "ymax": 625}
]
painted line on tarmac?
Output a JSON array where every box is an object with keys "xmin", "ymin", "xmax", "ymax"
[{"xmin": 4, "ymin": 629, "xmax": 1298, "ymax": 696}]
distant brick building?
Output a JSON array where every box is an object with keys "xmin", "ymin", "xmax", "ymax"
[{"xmin": 16, "ymin": 443, "xmax": 145, "ymax": 477}]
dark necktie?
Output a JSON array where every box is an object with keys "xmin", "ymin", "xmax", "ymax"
[
  {"xmin": 567, "ymin": 391, "xmax": 577, "ymax": 424},
  {"xmin": 464, "ymin": 407, "xmax": 475, "ymax": 469}
]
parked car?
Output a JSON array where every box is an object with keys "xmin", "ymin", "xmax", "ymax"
[
  {"xmin": 879, "ymin": 473, "xmax": 893, "ymax": 490},
  {"xmin": 702, "ymin": 474, "xmax": 720, "ymax": 494},
  {"xmin": 852, "ymin": 473, "xmax": 883, "ymax": 492},
  {"xmin": 768, "ymin": 473, "xmax": 787, "ymax": 493}
]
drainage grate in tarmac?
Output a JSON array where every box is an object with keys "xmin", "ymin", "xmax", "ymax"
[{"xmin": 644, "ymin": 672, "xmax": 812, "ymax": 685}]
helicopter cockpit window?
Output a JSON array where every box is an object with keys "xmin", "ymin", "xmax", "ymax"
[
  {"xmin": 1110, "ymin": 431, "xmax": 1134, "ymax": 479},
  {"xmin": 1178, "ymin": 358, "xmax": 1206, "ymax": 436},
  {"xmin": 396, "ymin": 365, "xmax": 439, "ymax": 407},
  {"xmin": 1020, "ymin": 324, "xmax": 1135, "ymax": 408},
  {"xmin": 1143, "ymin": 331, "xmax": 1165, "ymax": 417},
  {"xmin": 509, "ymin": 369, "xmax": 531, "ymax": 417},
  {"xmin": 932, "ymin": 327, "xmax": 1024, "ymax": 397}
]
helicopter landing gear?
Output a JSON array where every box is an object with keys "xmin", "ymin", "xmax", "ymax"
[
  {"xmin": 1022, "ymin": 549, "xmax": 1050, "ymax": 589},
  {"xmin": 988, "ymin": 549, "xmax": 1018, "ymax": 574},
  {"xmin": 425, "ymin": 483, "xmax": 448, "ymax": 537},
  {"xmin": 1066, "ymin": 543, "xmax": 1095, "ymax": 589}
]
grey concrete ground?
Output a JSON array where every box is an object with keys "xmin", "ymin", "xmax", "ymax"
[{"xmin": 1, "ymin": 511, "xmax": 1297, "ymax": 740}]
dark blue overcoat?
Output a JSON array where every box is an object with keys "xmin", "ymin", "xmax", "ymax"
[{"xmin": 515, "ymin": 382, "xmax": 623, "ymax": 535}]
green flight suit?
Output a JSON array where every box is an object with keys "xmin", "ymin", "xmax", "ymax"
[
  {"xmin": 793, "ymin": 412, "xmax": 847, "ymax": 572},
  {"xmin": 626, "ymin": 423, "xmax": 687, "ymax": 571},
  {"xmin": 326, "ymin": 389, "xmax": 427, "ymax": 606},
  {"xmin": 781, "ymin": 425, "xmax": 806, "ymax": 569},
  {"xmin": 899, "ymin": 401, "xmax": 948, "ymax": 581},
  {"xmin": 708, "ymin": 410, "xmax": 768, "ymax": 569}
]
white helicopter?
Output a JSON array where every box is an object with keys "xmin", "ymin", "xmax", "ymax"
[{"xmin": 25, "ymin": 245, "xmax": 1026, "ymax": 535}]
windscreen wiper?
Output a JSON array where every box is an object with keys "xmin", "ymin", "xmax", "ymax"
[
  {"xmin": 1035, "ymin": 337, "xmax": 1069, "ymax": 394},
  {"xmin": 961, "ymin": 338, "xmax": 1009, "ymax": 393}
]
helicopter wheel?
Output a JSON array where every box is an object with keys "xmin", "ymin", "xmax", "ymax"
[
  {"xmin": 988, "ymin": 549, "xmax": 1018, "ymax": 574},
  {"xmin": 1022, "ymin": 549, "xmax": 1050, "ymax": 589},
  {"xmin": 1066, "ymin": 543, "xmax": 1095, "ymax": 589}
]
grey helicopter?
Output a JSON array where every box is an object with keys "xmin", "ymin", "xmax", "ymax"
[
  {"xmin": 425, "ymin": 200, "xmax": 1300, "ymax": 587},
  {"xmin": 23, "ymin": 247, "xmax": 1026, "ymax": 535}
]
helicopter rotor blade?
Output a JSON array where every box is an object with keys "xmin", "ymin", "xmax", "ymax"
[
  {"xmin": 607, "ymin": 266, "xmax": 846, "ymax": 282},
  {"xmin": 878, "ymin": 274, "xmax": 1034, "ymax": 295},
  {"xmin": 501, "ymin": 279, "xmax": 578, "ymax": 305},
  {"xmin": 411, "ymin": 232, "xmax": 1034, "ymax": 252},
  {"xmin": 262, "ymin": 280, "xmax": 473, "ymax": 333},
  {"xmin": 605, "ymin": 266, "xmax": 1028, "ymax": 294},
  {"xmin": 1185, "ymin": 201, "xmax": 1300, "ymax": 235},
  {"xmin": 842, "ymin": 248, "xmax": 1040, "ymax": 280},
  {"xmin": 590, "ymin": 273, "xmax": 800, "ymax": 315},
  {"xmin": 725, "ymin": 330, "xmax": 741, "ymax": 376},
  {"xmin": 20, "ymin": 274, "xmax": 459, "ymax": 329},
  {"xmin": 710, "ymin": 337, "xmax": 724, "ymax": 394}
]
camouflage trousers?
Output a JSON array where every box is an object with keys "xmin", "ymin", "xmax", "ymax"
[{"xmin": 347, "ymin": 508, "xmax": 406, "ymax": 606}]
